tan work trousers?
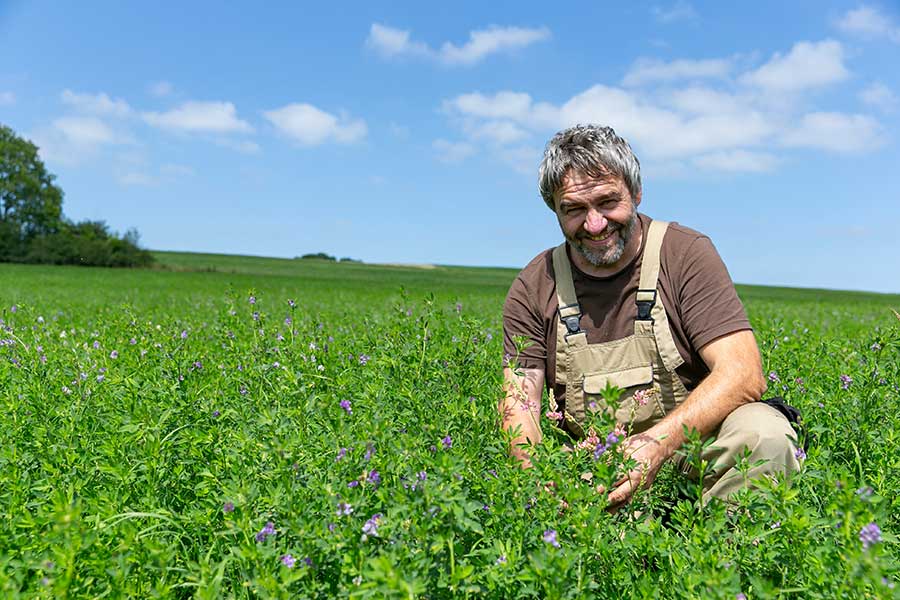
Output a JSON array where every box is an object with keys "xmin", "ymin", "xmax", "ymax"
[{"xmin": 680, "ymin": 401, "xmax": 801, "ymax": 503}]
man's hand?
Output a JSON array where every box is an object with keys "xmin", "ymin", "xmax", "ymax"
[
  {"xmin": 602, "ymin": 329, "xmax": 766, "ymax": 509},
  {"xmin": 605, "ymin": 431, "xmax": 668, "ymax": 510}
]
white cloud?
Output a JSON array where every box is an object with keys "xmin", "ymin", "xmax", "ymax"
[
  {"xmin": 668, "ymin": 87, "xmax": 746, "ymax": 115},
  {"xmin": 367, "ymin": 23, "xmax": 550, "ymax": 65},
  {"xmin": 623, "ymin": 57, "xmax": 732, "ymax": 87},
  {"xmin": 859, "ymin": 82, "xmax": 897, "ymax": 112},
  {"xmin": 557, "ymin": 85, "xmax": 774, "ymax": 158},
  {"xmin": 439, "ymin": 26, "xmax": 551, "ymax": 65},
  {"xmin": 149, "ymin": 81, "xmax": 174, "ymax": 97},
  {"xmin": 32, "ymin": 117, "xmax": 129, "ymax": 166},
  {"xmin": 653, "ymin": 1, "xmax": 698, "ymax": 23},
  {"xmin": 366, "ymin": 24, "xmax": 431, "ymax": 58},
  {"xmin": 53, "ymin": 116, "xmax": 119, "ymax": 145},
  {"xmin": 433, "ymin": 139, "xmax": 476, "ymax": 163},
  {"xmin": 836, "ymin": 5, "xmax": 900, "ymax": 42},
  {"xmin": 466, "ymin": 120, "xmax": 529, "ymax": 144},
  {"xmin": 263, "ymin": 103, "xmax": 366, "ymax": 145},
  {"xmin": 61, "ymin": 89, "xmax": 132, "ymax": 117},
  {"xmin": 444, "ymin": 91, "xmax": 536, "ymax": 121},
  {"xmin": 0, "ymin": 91, "xmax": 14, "ymax": 106},
  {"xmin": 739, "ymin": 40, "xmax": 848, "ymax": 92},
  {"xmin": 441, "ymin": 37, "xmax": 886, "ymax": 175},
  {"xmin": 143, "ymin": 101, "xmax": 253, "ymax": 134},
  {"xmin": 780, "ymin": 112, "xmax": 884, "ymax": 153},
  {"xmin": 693, "ymin": 150, "xmax": 778, "ymax": 172}
]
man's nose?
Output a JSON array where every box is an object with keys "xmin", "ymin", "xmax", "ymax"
[{"xmin": 584, "ymin": 209, "xmax": 607, "ymax": 235}]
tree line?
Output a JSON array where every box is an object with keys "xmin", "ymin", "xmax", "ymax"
[{"xmin": 0, "ymin": 123, "xmax": 153, "ymax": 267}]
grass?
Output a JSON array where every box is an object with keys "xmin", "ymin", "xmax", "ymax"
[{"xmin": 0, "ymin": 252, "xmax": 898, "ymax": 598}]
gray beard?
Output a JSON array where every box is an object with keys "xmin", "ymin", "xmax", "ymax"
[{"xmin": 569, "ymin": 212, "xmax": 638, "ymax": 268}]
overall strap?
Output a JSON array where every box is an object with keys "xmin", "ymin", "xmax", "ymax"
[
  {"xmin": 551, "ymin": 244, "xmax": 585, "ymax": 340},
  {"xmin": 636, "ymin": 220, "xmax": 685, "ymax": 372},
  {"xmin": 552, "ymin": 244, "xmax": 586, "ymax": 404}
]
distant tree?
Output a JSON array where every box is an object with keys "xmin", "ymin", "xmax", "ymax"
[
  {"xmin": 0, "ymin": 124, "xmax": 64, "ymax": 260},
  {"xmin": 298, "ymin": 252, "xmax": 336, "ymax": 261},
  {"xmin": 0, "ymin": 123, "xmax": 153, "ymax": 267}
]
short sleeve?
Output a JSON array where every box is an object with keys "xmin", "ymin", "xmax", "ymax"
[
  {"xmin": 677, "ymin": 236, "xmax": 752, "ymax": 351},
  {"xmin": 502, "ymin": 275, "xmax": 548, "ymax": 370}
]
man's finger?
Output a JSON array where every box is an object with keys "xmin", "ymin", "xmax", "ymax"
[{"xmin": 606, "ymin": 478, "xmax": 635, "ymax": 509}]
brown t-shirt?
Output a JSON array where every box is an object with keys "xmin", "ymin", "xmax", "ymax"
[{"xmin": 502, "ymin": 213, "xmax": 751, "ymax": 399}]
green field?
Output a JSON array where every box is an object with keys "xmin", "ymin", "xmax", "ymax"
[{"xmin": 1, "ymin": 253, "xmax": 898, "ymax": 598}]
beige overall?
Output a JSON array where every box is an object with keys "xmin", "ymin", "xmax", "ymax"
[{"xmin": 549, "ymin": 220, "xmax": 800, "ymax": 501}]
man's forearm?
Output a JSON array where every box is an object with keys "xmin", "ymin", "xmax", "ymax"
[
  {"xmin": 500, "ymin": 367, "xmax": 544, "ymax": 466},
  {"xmin": 649, "ymin": 368, "xmax": 764, "ymax": 457}
]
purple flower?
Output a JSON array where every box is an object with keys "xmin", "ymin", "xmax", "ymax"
[
  {"xmin": 364, "ymin": 443, "xmax": 374, "ymax": 462},
  {"xmin": 794, "ymin": 447, "xmax": 806, "ymax": 460},
  {"xmin": 337, "ymin": 502, "xmax": 353, "ymax": 516},
  {"xmin": 222, "ymin": 501, "xmax": 235, "ymax": 513},
  {"xmin": 129, "ymin": 337, "xmax": 137, "ymax": 345},
  {"xmin": 736, "ymin": 594, "xmax": 747, "ymax": 600},
  {"xmin": 768, "ymin": 371, "xmax": 780, "ymax": 383},
  {"xmin": 455, "ymin": 302, "xmax": 462, "ymax": 313},
  {"xmin": 860, "ymin": 522, "xmax": 882, "ymax": 549},
  {"xmin": 856, "ymin": 486, "xmax": 874, "ymax": 500},
  {"xmin": 362, "ymin": 513, "xmax": 382, "ymax": 536},
  {"xmin": 358, "ymin": 354, "xmax": 370, "ymax": 365},
  {"xmin": 255, "ymin": 521, "xmax": 276, "ymax": 542},
  {"xmin": 542, "ymin": 529, "xmax": 560, "ymax": 548},
  {"xmin": 340, "ymin": 399, "xmax": 352, "ymax": 414},
  {"xmin": 496, "ymin": 554, "xmax": 507, "ymax": 565},
  {"xmin": 417, "ymin": 470, "xmax": 427, "ymax": 481},
  {"xmin": 348, "ymin": 480, "xmax": 359, "ymax": 488},
  {"xmin": 9, "ymin": 305, "xmax": 16, "ymax": 313},
  {"xmin": 367, "ymin": 470, "xmax": 381, "ymax": 486},
  {"xmin": 606, "ymin": 432, "xmax": 620, "ymax": 446},
  {"xmin": 840, "ymin": 374, "xmax": 852, "ymax": 390},
  {"xmin": 93, "ymin": 340, "xmax": 100, "ymax": 350},
  {"xmin": 280, "ymin": 554, "xmax": 295, "ymax": 568},
  {"xmin": 110, "ymin": 350, "xmax": 118, "ymax": 359},
  {"xmin": 288, "ymin": 299, "xmax": 296, "ymax": 308},
  {"xmin": 96, "ymin": 374, "xmax": 105, "ymax": 383},
  {"xmin": 181, "ymin": 330, "xmax": 188, "ymax": 339},
  {"xmin": 252, "ymin": 311, "xmax": 260, "ymax": 322},
  {"xmin": 249, "ymin": 295, "xmax": 256, "ymax": 305},
  {"xmin": 336, "ymin": 447, "xmax": 347, "ymax": 461},
  {"xmin": 442, "ymin": 435, "xmax": 453, "ymax": 449}
]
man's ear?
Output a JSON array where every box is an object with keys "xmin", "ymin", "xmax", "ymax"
[{"xmin": 633, "ymin": 190, "xmax": 642, "ymax": 208}]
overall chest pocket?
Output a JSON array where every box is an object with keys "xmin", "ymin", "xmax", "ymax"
[{"xmin": 582, "ymin": 364, "xmax": 663, "ymax": 430}]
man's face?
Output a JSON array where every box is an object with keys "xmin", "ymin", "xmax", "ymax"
[{"xmin": 553, "ymin": 170, "xmax": 641, "ymax": 270}]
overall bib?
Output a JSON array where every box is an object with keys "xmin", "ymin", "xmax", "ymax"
[{"xmin": 549, "ymin": 220, "xmax": 688, "ymax": 438}]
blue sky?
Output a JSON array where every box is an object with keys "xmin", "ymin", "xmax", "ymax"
[{"xmin": 1, "ymin": 1, "xmax": 899, "ymax": 292}]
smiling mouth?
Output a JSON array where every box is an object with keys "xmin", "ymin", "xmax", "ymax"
[{"xmin": 582, "ymin": 229, "xmax": 617, "ymax": 242}]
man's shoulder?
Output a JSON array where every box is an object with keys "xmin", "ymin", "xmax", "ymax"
[
  {"xmin": 658, "ymin": 218, "xmax": 710, "ymax": 249},
  {"xmin": 514, "ymin": 247, "xmax": 557, "ymax": 286}
]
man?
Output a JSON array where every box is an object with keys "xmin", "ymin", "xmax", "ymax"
[{"xmin": 501, "ymin": 124, "xmax": 800, "ymax": 509}]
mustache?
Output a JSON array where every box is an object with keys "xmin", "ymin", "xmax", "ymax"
[{"xmin": 576, "ymin": 221, "xmax": 622, "ymax": 238}]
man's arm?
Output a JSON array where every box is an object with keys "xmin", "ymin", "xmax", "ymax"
[
  {"xmin": 500, "ymin": 366, "xmax": 545, "ymax": 468},
  {"xmin": 607, "ymin": 329, "xmax": 766, "ymax": 507}
]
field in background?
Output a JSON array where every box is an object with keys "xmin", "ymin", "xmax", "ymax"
[{"xmin": 1, "ymin": 253, "xmax": 898, "ymax": 598}]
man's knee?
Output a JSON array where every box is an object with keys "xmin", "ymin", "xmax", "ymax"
[{"xmin": 718, "ymin": 402, "xmax": 800, "ymax": 475}]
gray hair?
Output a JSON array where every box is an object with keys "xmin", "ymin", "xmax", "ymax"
[{"xmin": 538, "ymin": 124, "xmax": 642, "ymax": 211}]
